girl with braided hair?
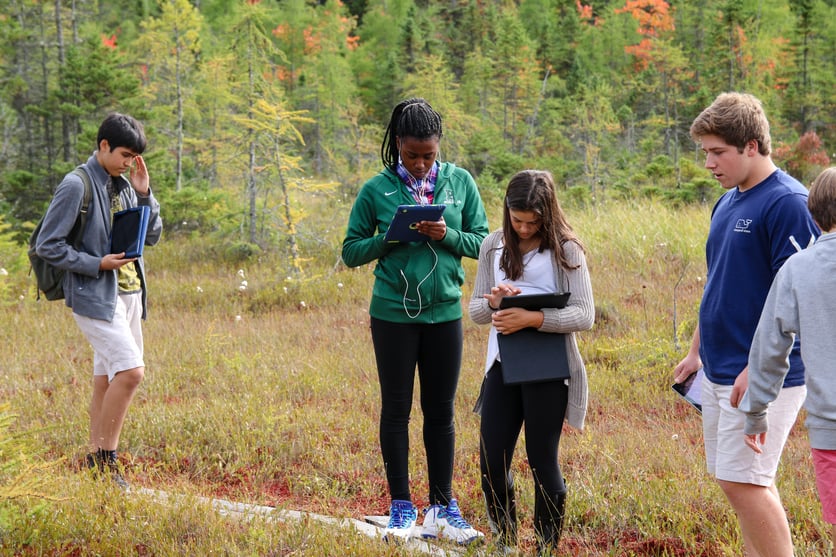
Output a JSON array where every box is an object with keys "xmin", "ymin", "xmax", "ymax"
[{"xmin": 342, "ymin": 98, "xmax": 489, "ymax": 544}]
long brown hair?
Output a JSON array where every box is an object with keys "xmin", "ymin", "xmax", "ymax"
[{"xmin": 499, "ymin": 170, "xmax": 583, "ymax": 281}]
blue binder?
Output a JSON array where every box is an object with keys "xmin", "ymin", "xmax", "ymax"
[{"xmin": 110, "ymin": 206, "xmax": 150, "ymax": 258}]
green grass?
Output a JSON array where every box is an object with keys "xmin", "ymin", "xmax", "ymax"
[{"xmin": 0, "ymin": 199, "xmax": 830, "ymax": 556}]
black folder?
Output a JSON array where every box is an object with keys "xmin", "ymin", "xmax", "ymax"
[
  {"xmin": 110, "ymin": 206, "xmax": 150, "ymax": 258},
  {"xmin": 498, "ymin": 329, "xmax": 570, "ymax": 385}
]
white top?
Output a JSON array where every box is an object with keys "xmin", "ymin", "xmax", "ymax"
[{"xmin": 484, "ymin": 245, "xmax": 558, "ymax": 373}]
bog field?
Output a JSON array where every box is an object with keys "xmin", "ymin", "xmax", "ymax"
[{"xmin": 0, "ymin": 199, "xmax": 829, "ymax": 556}]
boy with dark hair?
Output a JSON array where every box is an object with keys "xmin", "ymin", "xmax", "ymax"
[
  {"xmin": 673, "ymin": 92, "xmax": 818, "ymax": 556},
  {"xmin": 742, "ymin": 167, "xmax": 836, "ymax": 555},
  {"xmin": 35, "ymin": 113, "xmax": 163, "ymax": 489}
]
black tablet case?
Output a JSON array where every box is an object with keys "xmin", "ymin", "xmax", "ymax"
[
  {"xmin": 672, "ymin": 368, "xmax": 704, "ymax": 413},
  {"xmin": 111, "ymin": 206, "xmax": 150, "ymax": 258},
  {"xmin": 499, "ymin": 292, "xmax": 571, "ymax": 310},
  {"xmin": 384, "ymin": 204, "xmax": 446, "ymax": 243}
]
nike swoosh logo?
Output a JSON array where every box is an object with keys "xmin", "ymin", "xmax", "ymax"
[{"xmin": 385, "ymin": 191, "xmax": 397, "ymax": 196}]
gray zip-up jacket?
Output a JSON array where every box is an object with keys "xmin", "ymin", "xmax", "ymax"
[
  {"xmin": 741, "ymin": 231, "xmax": 836, "ymax": 450},
  {"xmin": 35, "ymin": 153, "xmax": 163, "ymax": 322}
]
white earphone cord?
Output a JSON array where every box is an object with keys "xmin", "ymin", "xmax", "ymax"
[{"xmin": 400, "ymin": 242, "xmax": 439, "ymax": 319}]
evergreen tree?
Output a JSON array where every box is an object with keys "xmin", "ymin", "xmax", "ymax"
[
  {"xmin": 136, "ymin": 0, "xmax": 205, "ymax": 191},
  {"xmin": 483, "ymin": 6, "xmax": 540, "ymax": 155},
  {"xmin": 348, "ymin": 0, "xmax": 413, "ymax": 122},
  {"xmin": 226, "ymin": 0, "xmax": 285, "ymax": 244},
  {"xmin": 783, "ymin": 0, "xmax": 832, "ymax": 136},
  {"xmin": 0, "ymin": 0, "xmax": 140, "ymax": 224}
]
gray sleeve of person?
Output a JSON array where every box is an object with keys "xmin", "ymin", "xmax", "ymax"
[
  {"xmin": 740, "ymin": 264, "xmax": 798, "ymax": 435},
  {"xmin": 35, "ymin": 172, "xmax": 102, "ymax": 278}
]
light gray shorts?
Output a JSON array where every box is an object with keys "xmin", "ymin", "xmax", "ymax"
[
  {"xmin": 702, "ymin": 379, "xmax": 806, "ymax": 486},
  {"xmin": 73, "ymin": 293, "xmax": 144, "ymax": 382}
]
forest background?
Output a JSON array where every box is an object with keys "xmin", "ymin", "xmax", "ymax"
[
  {"xmin": 0, "ymin": 0, "xmax": 834, "ymax": 259},
  {"xmin": 0, "ymin": 0, "xmax": 835, "ymax": 555}
]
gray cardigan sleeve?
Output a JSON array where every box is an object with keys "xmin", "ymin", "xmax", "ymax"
[
  {"xmin": 540, "ymin": 241, "xmax": 594, "ymax": 334},
  {"xmin": 35, "ymin": 173, "xmax": 102, "ymax": 278},
  {"xmin": 467, "ymin": 229, "xmax": 594, "ymax": 430},
  {"xmin": 468, "ymin": 230, "xmax": 503, "ymax": 325}
]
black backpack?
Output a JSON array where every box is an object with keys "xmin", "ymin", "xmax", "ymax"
[{"xmin": 28, "ymin": 167, "xmax": 93, "ymax": 300}]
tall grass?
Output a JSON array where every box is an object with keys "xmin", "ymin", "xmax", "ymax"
[{"xmin": 0, "ymin": 199, "xmax": 829, "ymax": 556}]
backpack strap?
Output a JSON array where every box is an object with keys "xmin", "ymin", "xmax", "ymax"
[
  {"xmin": 68, "ymin": 166, "xmax": 93, "ymax": 248},
  {"xmin": 27, "ymin": 165, "xmax": 95, "ymax": 301}
]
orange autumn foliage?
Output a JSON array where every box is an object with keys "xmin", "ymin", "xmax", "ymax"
[
  {"xmin": 616, "ymin": 0, "xmax": 675, "ymax": 69},
  {"xmin": 101, "ymin": 34, "xmax": 118, "ymax": 50},
  {"xmin": 616, "ymin": 0, "xmax": 674, "ymax": 37}
]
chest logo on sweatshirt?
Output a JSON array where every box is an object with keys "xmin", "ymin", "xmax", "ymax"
[{"xmin": 734, "ymin": 219, "xmax": 753, "ymax": 233}]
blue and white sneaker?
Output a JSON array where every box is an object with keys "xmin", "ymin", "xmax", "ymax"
[
  {"xmin": 422, "ymin": 499, "xmax": 485, "ymax": 545},
  {"xmin": 383, "ymin": 499, "xmax": 418, "ymax": 543}
]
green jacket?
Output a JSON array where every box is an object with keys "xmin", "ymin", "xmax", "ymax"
[{"xmin": 342, "ymin": 162, "xmax": 489, "ymax": 324}]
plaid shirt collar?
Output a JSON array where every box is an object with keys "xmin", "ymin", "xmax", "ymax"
[{"xmin": 395, "ymin": 160, "xmax": 438, "ymax": 205}]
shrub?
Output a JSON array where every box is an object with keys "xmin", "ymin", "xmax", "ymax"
[{"xmin": 0, "ymin": 403, "xmax": 61, "ymax": 536}]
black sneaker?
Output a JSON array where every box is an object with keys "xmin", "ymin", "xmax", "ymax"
[
  {"xmin": 86, "ymin": 451, "xmax": 130, "ymax": 491},
  {"xmin": 85, "ymin": 451, "xmax": 100, "ymax": 470}
]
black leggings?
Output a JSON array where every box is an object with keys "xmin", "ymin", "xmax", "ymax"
[
  {"xmin": 480, "ymin": 361, "xmax": 569, "ymax": 498},
  {"xmin": 370, "ymin": 317, "xmax": 463, "ymax": 505}
]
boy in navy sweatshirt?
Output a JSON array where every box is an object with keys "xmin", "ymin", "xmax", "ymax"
[{"xmin": 673, "ymin": 93, "xmax": 819, "ymax": 557}]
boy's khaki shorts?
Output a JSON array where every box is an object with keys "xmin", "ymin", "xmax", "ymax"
[
  {"xmin": 702, "ymin": 379, "xmax": 806, "ymax": 486},
  {"xmin": 73, "ymin": 292, "xmax": 144, "ymax": 382}
]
